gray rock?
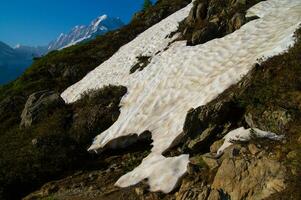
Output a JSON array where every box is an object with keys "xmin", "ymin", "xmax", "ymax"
[
  {"xmin": 188, "ymin": 126, "xmax": 216, "ymax": 151},
  {"xmin": 186, "ymin": 7, "xmax": 196, "ymax": 25},
  {"xmin": 20, "ymin": 90, "xmax": 64, "ymax": 128},
  {"xmin": 191, "ymin": 22, "xmax": 219, "ymax": 45},
  {"xmin": 229, "ymin": 13, "xmax": 245, "ymax": 32},
  {"xmin": 196, "ymin": 3, "xmax": 208, "ymax": 21},
  {"xmin": 244, "ymin": 112, "xmax": 255, "ymax": 128}
]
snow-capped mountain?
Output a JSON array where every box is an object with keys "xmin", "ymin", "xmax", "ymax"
[
  {"xmin": 0, "ymin": 15, "xmax": 123, "ymax": 84},
  {"xmin": 48, "ymin": 15, "xmax": 124, "ymax": 51}
]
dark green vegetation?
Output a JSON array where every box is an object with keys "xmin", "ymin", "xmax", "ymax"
[
  {"xmin": 0, "ymin": 85, "xmax": 126, "ymax": 199},
  {"xmin": 143, "ymin": 0, "xmax": 153, "ymax": 11},
  {"xmin": 0, "ymin": 0, "xmax": 191, "ymax": 199}
]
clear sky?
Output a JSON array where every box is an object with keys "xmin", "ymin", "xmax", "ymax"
[{"xmin": 0, "ymin": 0, "xmax": 147, "ymax": 47}]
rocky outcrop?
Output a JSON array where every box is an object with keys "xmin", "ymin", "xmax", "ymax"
[
  {"xmin": 179, "ymin": 0, "xmax": 261, "ymax": 45},
  {"xmin": 176, "ymin": 142, "xmax": 287, "ymax": 200},
  {"xmin": 211, "ymin": 145, "xmax": 286, "ymax": 200},
  {"xmin": 20, "ymin": 91, "xmax": 64, "ymax": 128}
]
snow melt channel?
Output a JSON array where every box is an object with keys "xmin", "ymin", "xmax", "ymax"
[{"xmin": 62, "ymin": 0, "xmax": 301, "ymax": 193}]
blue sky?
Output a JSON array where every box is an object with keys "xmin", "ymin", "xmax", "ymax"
[{"xmin": 0, "ymin": 0, "xmax": 148, "ymax": 47}]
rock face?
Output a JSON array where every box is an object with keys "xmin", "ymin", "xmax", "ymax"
[
  {"xmin": 211, "ymin": 146, "xmax": 286, "ymax": 200},
  {"xmin": 180, "ymin": 0, "xmax": 261, "ymax": 45},
  {"xmin": 176, "ymin": 144, "xmax": 287, "ymax": 200},
  {"xmin": 20, "ymin": 91, "xmax": 64, "ymax": 128}
]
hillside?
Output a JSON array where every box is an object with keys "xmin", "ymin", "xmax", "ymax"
[
  {"xmin": 0, "ymin": 42, "xmax": 43, "ymax": 85},
  {"xmin": 0, "ymin": 0, "xmax": 191, "ymax": 199},
  {"xmin": 0, "ymin": 0, "xmax": 300, "ymax": 200}
]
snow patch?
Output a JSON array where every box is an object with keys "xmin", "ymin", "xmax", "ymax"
[
  {"xmin": 61, "ymin": 0, "xmax": 301, "ymax": 193},
  {"xmin": 217, "ymin": 127, "xmax": 284, "ymax": 156},
  {"xmin": 93, "ymin": 14, "xmax": 108, "ymax": 29},
  {"xmin": 116, "ymin": 154, "xmax": 189, "ymax": 193}
]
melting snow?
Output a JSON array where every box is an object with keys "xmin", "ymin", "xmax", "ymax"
[
  {"xmin": 61, "ymin": 0, "xmax": 301, "ymax": 193},
  {"xmin": 216, "ymin": 127, "xmax": 284, "ymax": 156}
]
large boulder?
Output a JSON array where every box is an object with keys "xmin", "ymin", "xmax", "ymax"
[
  {"xmin": 20, "ymin": 91, "xmax": 64, "ymax": 128},
  {"xmin": 190, "ymin": 22, "xmax": 219, "ymax": 45},
  {"xmin": 176, "ymin": 144, "xmax": 287, "ymax": 200},
  {"xmin": 211, "ymin": 147, "xmax": 287, "ymax": 200}
]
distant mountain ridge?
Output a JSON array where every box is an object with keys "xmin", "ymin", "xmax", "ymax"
[
  {"xmin": 0, "ymin": 41, "xmax": 45, "ymax": 84},
  {"xmin": 48, "ymin": 15, "xmax": 124, "ymax": 50},
  {"xmin": 0, "ymin": 14, "xmax": 124, "ymax": 85}
]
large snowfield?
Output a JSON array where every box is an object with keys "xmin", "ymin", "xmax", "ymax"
[{"xmin": 62, "ymin": 0, "xmax": 301, "ymax": 193}]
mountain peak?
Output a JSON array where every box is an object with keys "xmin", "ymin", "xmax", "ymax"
[
  {"xmin": 93, "ymin": 14, "xmax": 108, "ymax": 25},
  {"xmin": 48, "ymin": 14, "xmax": 124, "ymax": 51}
]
